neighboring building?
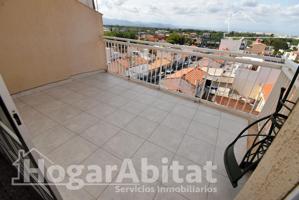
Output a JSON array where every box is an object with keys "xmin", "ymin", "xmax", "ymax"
[
  {"xmin": 287, "ymin": 51, "xmax": 299, "ymax": 62},
  {"xmin": 255, "ymin": 83, "xmax": 273, "ymax": 112},
  {"xmin": 108, "ymin": 56, "xmax": 147, "ymax": 75},
  {"xmin": 246, "ymin": 39, "xmax": 268, "ymax": 55},
  {"xmin": 219, "ymin": 38, "xmax": 244, "ymax": 52},
  {"xmin": 106, "ymin": 47, "xmax": 121, "ymax": 64},
  {"xmin": 161, "ymin": 67, "xmax": 207, "ymax": 96},
  {"xmin": 197, "ymin": 57, "xmax": 224, "ymax": 69},
  {"xmin": 103, "ymin": 26, "xmax": 111, "ymax": 32},
  {"xmin": 146, "ymin": 34, "xmax": 158, "ymax": 42},
  {"xmin": 233, "ymin": 57, "xmax": 280, "ymax": 100},
  {"xmin": 126, "ymin": 57, "xmax": 171, "ymax": 79},
  {"xmin": 189, "ymin": 32, "xmax": 198, "ymax": 39},
  {"xmin": 201, "ymin": 32, "xmax": 211, "ymax": 47},
  {"xmin": 138, "ymin": 32, "xmax": 147, "ymax": 40}
]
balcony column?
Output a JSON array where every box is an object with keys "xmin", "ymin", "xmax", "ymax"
[{"xmin": 235, "ymin": 102, "xmax": 299, "ymax": 200}]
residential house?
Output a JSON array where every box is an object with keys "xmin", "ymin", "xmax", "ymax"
[
  {"xmin": 197, "ymin": 57, "xmax": 224, "ymax": 68},
  {"xmin": 287, "ymin": 51, "xmax": 299, "ymax": 62},
  {"xmin": 219, "ymin": 38, "xmax": 244, "ymax": 52},
  {"xmin": 109, "ymin": 56, "xmax": 148, "ymax": 76},
  {"xmin": 161, "ymin": 67, "xmax": 207, "ymax": 96},
  {"xmin": 255, "ymin": 83, "xmax": 273, "ymax": 112},
  {"xmin": 233, "ymin": 57, "xmax": 280, "ymax": 101},
  {"xmin": 141, "ymin": 34, "xmax": 158, "ymax": 42},
  {"xmin": 127, "ymin": 57, "xmax": 171, "ymax": 79},
  {"xmin": 246, "ymin": 39, "xmax": 268, "ymax": 55}
]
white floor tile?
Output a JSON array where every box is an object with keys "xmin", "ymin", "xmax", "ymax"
[
  {"xmin": 62, "ymin": 112, "xmax": 99, "ymax": 134},
  {"xmin": 140, "ymin": 107, "xmax": 169, "ymax": 123},
  {"xmin": 105, "ymin": 109, "xmax": 137, "ymax": 128},
  {"xmin": 132, "ymin": 142, "xmax": 174, "ymax": 172},
  {"xmin": 32, "ymin": 125, "xmax": 74, "ymax": 154},
  {"xmin": 193, "ymin": 111, "xmax": 220, "ymax": 128},
  {"xmin": 125, "ymin": 117, "xmax": 159, "ymax": 139},
  {"xmin": 80, "ymin": 121, "xmax": 120, "ymax": 147},
  {"xmin": 163, "ymin": 155, "xmax": 209, "ymax": 200},
  {"xmin": 162, "ymin": 114, "xmax": 191, "ymax": 132},
  {"xmin": 103, "ymin": 130, "xmax": 145, "ymax": 159},
  {"xmin": 80, "ymin": 148, "xmax": 122, "ymax": 198},
  {"xmin": 48, "ymin": 136, "xmax": 97, "ymax": 168},
  {"xmin": 177, "ymin": 136, "xmax": 215, "ymax": 166},
  {"xmin": 149, "ymin": 125, "xmax": 185, "ymax": 153},
  {"xmin": 170, "ymin": 104, "xmax": 197, "ymax": 119},
  {"xmin": 86, "ymin": 103, "xmax": 116, "ymax": 119},
  {"xmin": 187, "ymin": 121, "xmax": 218, "ymax": 145}
]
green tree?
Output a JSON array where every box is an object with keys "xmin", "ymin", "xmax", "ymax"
[
  {"xmin": 166, "ymin": 33, "xmax": 190, "ymax": 45},
  {"xmin": 263, "ymin": 38, "xmax": 289, "ymax": 51},
  {"xmin": 210, "ymin": 32, "xmax": 224, "ymax": 42},
  {"xmin": 104, "ymin": 30, "xmax": 137, "ymax": 39}
]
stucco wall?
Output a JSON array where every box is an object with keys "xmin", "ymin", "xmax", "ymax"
[
  {"xmin": 235, "ymin": 102, "xmax": 299, "ymax": 200},
  {"xmin": 0, "ymin": 0, "xmax": 106, "ymax": 94}
]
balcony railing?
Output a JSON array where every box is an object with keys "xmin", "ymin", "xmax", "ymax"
[{"xmin": 104, "ymin": 36, "xmax": 299, "ymax": 119}]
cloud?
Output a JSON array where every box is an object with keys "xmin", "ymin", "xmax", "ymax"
[
  {"xmin": 283, "ymin": 4, "xmax": 299, "ymax": 17},
  {"xmin": 172, "ymin": 6, "xmax": 200, "ymax": 16},
  {"xmin": 149, "ymin": 6, "xmax": 159, "ymax": 13},
  {"xmin": 114, "ymin": 0, "xmax": 127, "ymax": 6},
  {"xmin": 98, "ymin": 0, "xmax": 299, "ymax": 35},
  {"xmin": 102, "ymin": 0, "xmax": 128, "ymax": 9},
  {"xmin": 242, "ymin": 0, "xmax": 258, "ymax": 7},
  {"xmin": 123, "ymin": 6, "xmax": 140, "ymax": 13}
]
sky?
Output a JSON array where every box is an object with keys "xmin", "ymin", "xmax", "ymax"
[{"xmin": 97, "ymin": 0, "xmax": 299, "ymax": 36}]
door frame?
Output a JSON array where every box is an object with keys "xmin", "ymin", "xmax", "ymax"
[{"xmin": 0, "ymin": 75, "xmax": 62, "ymax": 200}]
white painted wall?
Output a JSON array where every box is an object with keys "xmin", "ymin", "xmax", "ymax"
[
  {"xmin": 161, "ymin": 78, "xmax": 195, "ymax": 96},
  {"xmin": 126, "ymin": 64, "xmax": 149, "ymax": 78},
  {"xmin": 233, "ymin": 66, "xmax": 281, "ymax": 99}
]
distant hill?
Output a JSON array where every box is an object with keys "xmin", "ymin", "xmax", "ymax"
[{"xmin": 103, "ymin": 17, "xmax": 177, "ymax": 29}]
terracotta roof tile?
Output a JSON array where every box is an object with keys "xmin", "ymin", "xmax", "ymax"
[
  {"xmin": 184, "ymin": 68, "xmax": 206, "ymax": 86},
  {"xmin": 149, "ymin": 58, "xmax": 171, "ymax": 70},
  {"xmin": 166, "ymin": 67, "xmax": 207, "ymax": 86}
]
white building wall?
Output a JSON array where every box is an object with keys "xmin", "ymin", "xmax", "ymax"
[
  {"xmin": 127, "ymin": 64, "xmax": 149, "ymax": 78},
  {"xmin": 233, "ymin": 67, "xmax": 281, "ymax": 99},
  {"xmin": 219, "ymin": 39, "xmax": 243, "ymax": 52},
  {"xmin": 161, "ymin": 78, "xmax": 195, "ymax": 96}
]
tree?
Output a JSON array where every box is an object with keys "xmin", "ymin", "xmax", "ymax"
[
  {"xmin": 210, "ymin": 32, "xmax": 224, "ymax": 42},
  {"xmin": 104, "ymin": 30, "xmax": 137, "ymax": 39},
  {"xmin": 264, "ymin": 38, "xmax": 289, "ymax": 51},
  {"xmin": 166, "ymin": 33, "xmax": 190, "ymax": 45},
  {"xmin": 272, "ymin": 39, "xmax": 289, "ymax": 51}
]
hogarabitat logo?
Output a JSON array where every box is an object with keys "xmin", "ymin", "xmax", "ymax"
[{"xmin": 12, "ymin": 148, "xmax": 218, "ymax": 192}]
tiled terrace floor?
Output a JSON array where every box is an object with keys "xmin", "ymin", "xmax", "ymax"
[{"xmin": 14, "ymin": 72, "xmax": 248, "ymax": 200}]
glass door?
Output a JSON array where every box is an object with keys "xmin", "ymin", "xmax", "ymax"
[{"xmin": 0, "ymin": 75, "xmax": 61, "ymax": 200}]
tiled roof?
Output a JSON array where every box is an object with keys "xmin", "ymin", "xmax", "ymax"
[
  {"xmin": 197, "ymin": 57, "xmax": 223, "ymax": 68},
  {"xmin": 184, "ymin": 68, "xmax": 207, "ymax": 86},
  {"xmin": 166, "ymin": 68, "xmax": 194, "ymax": 79},
  {"xmin": 166, "ymin": 67, "xmax": 207, "ymax": 86},
  {"xmin": 149, "ymin": 58, "xmax": 171, "ymax": 70},
  {"xmin": 116, "ymin": 57, "xmax": 147, "ymax": 69}
]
